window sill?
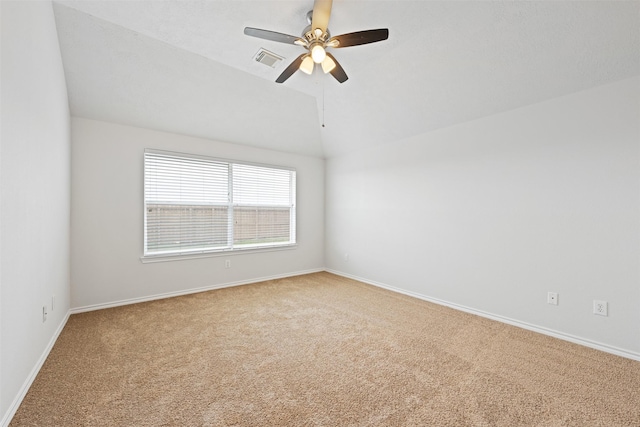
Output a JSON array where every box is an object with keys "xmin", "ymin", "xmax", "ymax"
[{"xmin": 140, "ymin": 244, "xmax": 298, "ymax": 264}]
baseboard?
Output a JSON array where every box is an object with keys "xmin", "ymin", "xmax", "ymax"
[
  {"xmin": 326, "ymin": 269, "xmax": 640, "ymax": 362},
  {"xmin": 1, "ymin": 309, "xmax": 71, "ymax": 427},
  {"xmin": 7, "ymin": 267, "xmax": 636, "ymax": 427},
  {"xmin": 70, "ymin": 268, "xmax": 325, "ymax": 314}
]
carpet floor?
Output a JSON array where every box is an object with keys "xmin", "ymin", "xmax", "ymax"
[{"xmin": 10, "ymin": 272, "xmax": 640, "ymax": 426}]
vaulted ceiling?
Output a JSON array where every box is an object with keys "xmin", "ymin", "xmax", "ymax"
[{"xmin": 53, "ymin": 1, "xmax": 640, "ymax": 158}]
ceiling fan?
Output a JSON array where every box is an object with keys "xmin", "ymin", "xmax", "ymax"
[{"xmin": 244, "ymin": 0, "xmax": 389, "ymax": 84}]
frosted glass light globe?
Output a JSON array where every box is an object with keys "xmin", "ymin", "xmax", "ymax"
[{"xmin": 311, "ymin": 44, "xmax": 326, "ymax": 64}]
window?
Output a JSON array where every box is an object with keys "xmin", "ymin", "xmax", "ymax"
[{"xmin": 144, "ymin": 149, "xmax": 296, "ymax": 258}]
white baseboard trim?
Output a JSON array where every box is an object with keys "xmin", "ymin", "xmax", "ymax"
[
  {"xmin": 326, "ymin": 269, "xmax": 640, "ymax": 362},
  {"xmin": 70, "ymin": 268, "xmax": 325, "ymax": 314},
  {"xmin": 6, "ymin": 267, "xmax": 636, "ymax": 427},
  {"xmin": 1, "ymin": 309, "xmax": 71, "ymax": 427}
]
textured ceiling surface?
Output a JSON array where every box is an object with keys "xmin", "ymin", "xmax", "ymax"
[{"xmin": 53, "ymin": 0, "xmax": 640, "ymax": 158}]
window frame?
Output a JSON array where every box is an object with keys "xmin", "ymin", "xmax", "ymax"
[{"xmin": 141, "ymin": 149, "xmax": 297, "ymax": 263}]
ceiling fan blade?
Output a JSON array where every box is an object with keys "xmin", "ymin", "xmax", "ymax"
[
  {"xmin": 276, "ymin": 53, "xmax": 308, "ymax": 83},
  {"xmin": 329, "ymin": 29, "xmax": 389, "ymax": 48},
  {"xmin": 244, "ymin": 27, "xmax": 303, "ymax": 45},
  {"xmin": 311, "ymin": 0, "xmax": 332, "ymax": 33},
  {"xmin": 325, "ymin": 53, "xmax": 348, "ymax": 83}
]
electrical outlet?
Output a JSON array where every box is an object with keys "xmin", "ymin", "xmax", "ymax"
[
  {"xmin": 547, "ymin": 292, "xmax": 558, "ymax": 305},
  {"xmin": 52, "ymin": 295, "xmax": 55, "ymax": 311},
  {"xmin": 593, "ymin": 300, "xmax": 608, "ymax": 316},
  {"xmin": 225, "ymin": 260, "xmax": 231, "ymax": 269},
  {"xmin": 42, "ymin": 305, "xmax": 48, "ymax": 323}
]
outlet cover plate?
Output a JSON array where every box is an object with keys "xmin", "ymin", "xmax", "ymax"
[
  {"xmin": 547, "ymin": 292, "xmax": 558, "ymax": 305},
  {"xmin": 593, "ymin": 300, "xmax": 608, "ymax": 316}
]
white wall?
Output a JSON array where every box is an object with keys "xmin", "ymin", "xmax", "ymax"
[
  {"xmin": 326, "ymin": 76, "xmax": 640, "ymax": 358},
  {"xmin": 1, "ymin": 1, "xmax": 71, "ymax": 424},
  {"xmin": 71, "ymin": 118, "xmax": 324, "ymax": 309}
]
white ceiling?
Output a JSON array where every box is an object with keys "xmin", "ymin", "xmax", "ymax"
[{"xmin": 52, "ymin": 0, "xmax": 640, "ymax": 158}]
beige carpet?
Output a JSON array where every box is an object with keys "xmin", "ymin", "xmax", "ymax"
[{"xmin": 11, "ymin": 272, "xmax": 640, "ymax": 426}]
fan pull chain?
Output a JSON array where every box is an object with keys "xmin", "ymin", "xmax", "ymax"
[{"xmin": 322, "ymin": 82, "xmax": 326, "ymax": 128}]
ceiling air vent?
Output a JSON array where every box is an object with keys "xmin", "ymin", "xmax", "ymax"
[{"xmin": 254, "ymin": 48, "xmax": 283, "ymax": 68}]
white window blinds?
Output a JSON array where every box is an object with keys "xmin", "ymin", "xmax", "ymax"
[{"xmin": 144, "ymin": 150, "xmax": 296, "ymax": 257}]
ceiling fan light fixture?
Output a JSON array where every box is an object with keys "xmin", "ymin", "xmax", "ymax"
[
  {"xmin": 300, "ymin": 55, "xmax": 314, "ymax": 74},
  {"xmin": 321, "ymin": 55, "xmax": 336, "ymax": 73},
  {"xmin": 243, "ymin": 0, "xmax": 389, "ymax": 84},
  {"xmin": 311, "ymin": 44, "xmax": 326, "ymax": 63}
]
